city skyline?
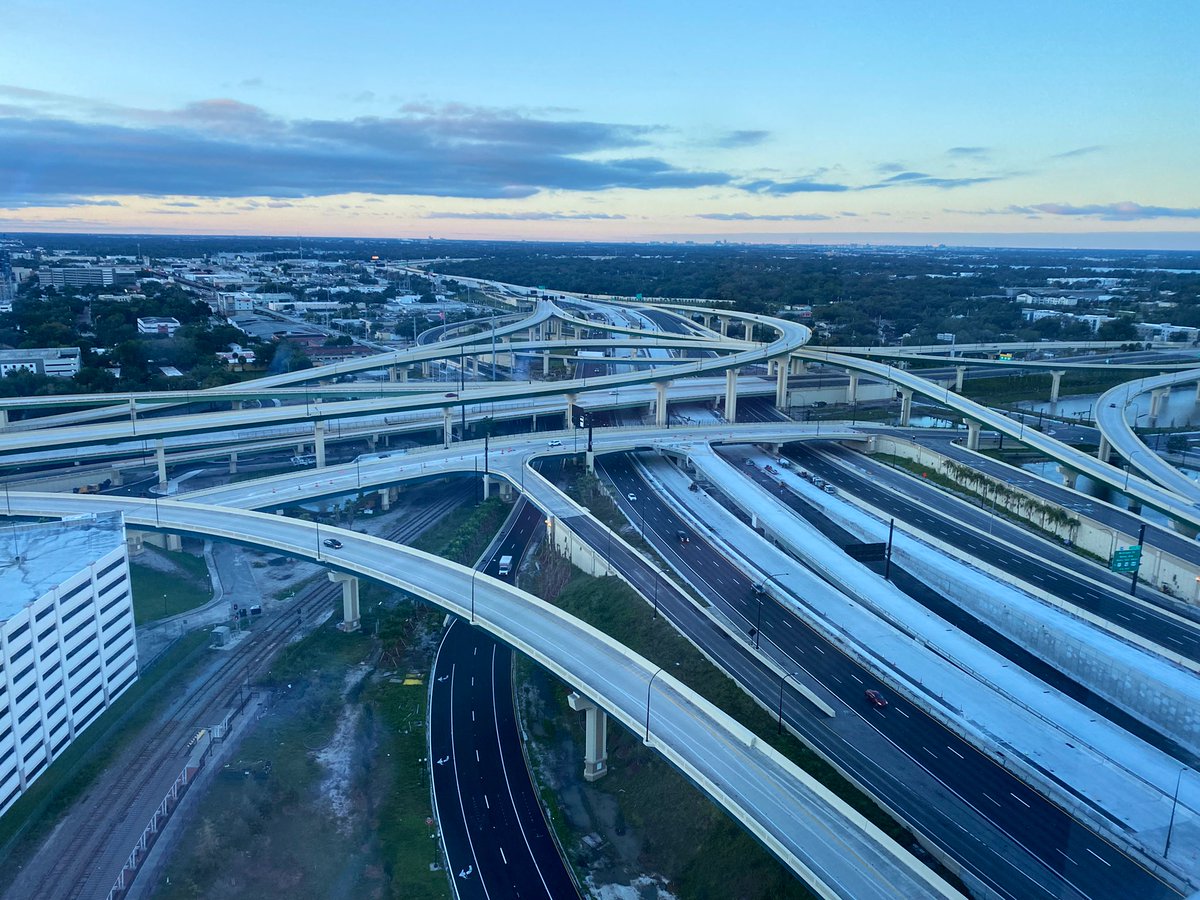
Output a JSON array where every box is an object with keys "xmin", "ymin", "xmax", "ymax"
[{"xmin": 2, "ymin": 0, "xmax": 1198, "ymax": 248}]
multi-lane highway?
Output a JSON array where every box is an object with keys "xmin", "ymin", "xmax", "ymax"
[{"xmin": 593, "ymin": 454, "xmax": 1182, "ymax": 900}]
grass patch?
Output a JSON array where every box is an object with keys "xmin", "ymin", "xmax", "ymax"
[
  {"xmin": 961, "ymin": 370, "xmax": 1131, "ymax": 405},
  {"xmin": 129, "ymin": 547, "xmax": 212, "ymax": 624},
  {"xmin": 411, "ymin": 496, "xmax": 508, "ymax": 564},
  {"xmin": 0, "ymin": 630, "xmax": 212, "ymax": 886}
]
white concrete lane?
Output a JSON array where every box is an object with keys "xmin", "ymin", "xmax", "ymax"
[
  {"xmin": 1094, "ymin": 370, "xmax": 1200, "ymax": 501},
  {"xmin": 3, "ymin": 491, "xmax": 955, "ymax": 900}
]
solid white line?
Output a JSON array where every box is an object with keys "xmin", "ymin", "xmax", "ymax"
[
  {"xmin": 1085, "ymin": 848, "xmax": 1111, "ymax": 866},
  {"xmin": 1055, "ymin": 849, "xmax": 1076, "ymax": 865},
  {"xmin": 1010, "ymin": 793, "xmax": 1031, "ymax": 808},
  {"xmin": 489, "ymin": 645, "xmax": 556, "ymax": 898},
  {"xmin": 893, "ymin": 708, "xmax": 909, "ymax": 718},
  {"xmin": 500, "ymin": 846, "xmax": 508, "ymax": 865},
  {"xmin": 448, "ymin": 662, "xmax": 491, "ymax": 900},
  {"xmin": 947, "ymin": 746, "xmax": 964, "ymax": 760},
  {"xmin": 849, "ymin": 673, "xmax": 863, "ymax": 684},
  {"xmin": 983, "ymin": 793, "xmax": 1002, "ymax": 807}
]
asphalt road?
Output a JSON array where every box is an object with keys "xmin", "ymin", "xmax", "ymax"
[
  {"xmin": 430, "ymin": 498, "xmax": 580, "ymax": 900},
  {"xmin": 592, "ymin": 453, "xmax": 1181, "ymax": 900},
  {"xmin": 785, "ymin": 443, "xmax": 1200, "ymax": 668}
]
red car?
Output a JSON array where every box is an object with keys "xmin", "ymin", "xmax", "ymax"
[{"xmin": 865, "ymin": 689, "xmax": 888, "ymax": 709}]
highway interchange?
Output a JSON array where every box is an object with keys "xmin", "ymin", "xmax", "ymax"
[{"xmin": 4, "ymin": 275, "xmax": 1200, "ymax": 899}]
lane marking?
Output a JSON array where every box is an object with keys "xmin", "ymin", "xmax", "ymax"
[
  {"xmin": 1010, "ymin": 793, "xmax": 1031, "ymax": 808},
  {"xmin": 484, "ymin": 794, "xmax": 490, "ymax": 809},
  {"xmin": 1056, "ymin": 849, "xmax": 1077, "ymax": 866},
  {"xmin": 894, "ymin": 708, "xmax": 909, "ymax": 719},
  {"xmin": 1085, "ymin": 848, "xmax": 1111, "ymax": 866},
  {"xmin": 983, "ymin": 793, "xmax": 1002, "ymax": 807},
  {"xmin": 947, "ymin": 746, "xmax": 965, "ymax": 760}
]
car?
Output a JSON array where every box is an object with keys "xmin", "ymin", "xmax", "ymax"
[
  {"xmin": 822, "ymin": 484, "xmax": 837, "ymax": 495},
  {"xmin": 799, "ymin": 470, "xmax": 810, "ymax": 480},
  {"xmin": 865, "ymin": 689, "xmax": 888, "ymax": 709},
  {"xmin": 677, "ymin": 530, "xmax": 690, "ymax": 544},
  {"xmin": 627, "ymin": 492, "xmax": 637, "ymax": 502},
  {"xmin": 444, "ymin": 392, "xmax": 459, "ymax": 398},
  {"xmin": 547, "ymin": 439, "xmax": 562, "ymax": 447},
  {"xmin": 322, "ymin": 538, "xmax": 343, "ymax": 549}
]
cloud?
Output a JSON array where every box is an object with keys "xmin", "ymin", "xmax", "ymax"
[
  {"xmin": 0, "ymin": 196, "xmax": 122, "ymax": 209},
  {"xmin": 1051, "ymin": 145, "xmax": 1104, "ymax": 159},
  {"xmin": 0, "ymin": 88, "xmax": 734, "ymax": 204},
  {"xmin": 695, "ymin": 212, "xmax": 832, "ymax": 221},
  {"xmin": 740, "ymin": 177, "xmax": 850, "ymax": 194},
  {"xmin": 946, "ymin": 146, "xmax": 991, "ymax": 158},
  {"xmin": 715, "ymin": 129, "xmax": 769, "ymax": 148},
  {"xmin": 1011, "ymin": 201, "xmax": 1200, "ymax": 221},
  {"xmin": 875, "ymin": 162, "xmax": 907, "ymax": 174},
  {"xmin": 865, "ymin": 171, "xmax": 1002, "ymax": 190},
  {"xmin": 163, "ymin": 200, "xmax": 200, "ymax": 207},
  {"xmin": 425, "ymin": 211, "xmax": 627, "ymax": 220}
]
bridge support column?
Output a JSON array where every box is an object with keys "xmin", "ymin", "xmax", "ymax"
[
  {"xmin": 1060, "ymin": 466, "xmax": 1078, "ymax": 490},
  {"xmin": 565, "ymin": 393, "xmax": 577, "ymax": 429},
  {"xmin": 654, "ymin": 381, "xmax": 670, "ymax": 427},
  {"xmin": 1150, "ymin": 387, "xmax": 1169, "ymax": 418},
  {"xmin": 567, "ymin": 692, "xmax": 608, "ymax": 781},
  {"xmin": 719, "ymin": 317, "xmax": 730, "ymax": 337},
  {"xmin": 421, "ymin": 361, "xmax": 430, "ymax": 378},
  {"xmin": 155, "ymin": 440, "xmax": 167, "ymax": 489},
  {"xmin": 775, "ymin": 358, "xmax": 789, "ymax": 408},
  {"xmin": 846, "ymin": 373, "xmax": 859, "ymax": 404},
  {"xmin": 229, "ymin": 451, "xmax": 238, "ymax": 475},
  {"xmin": 442, "ymin": 407, "xmax": 452, "ymax": 448},
  {"xmin": 378, "ymin": 488, "xmax": 390, "ymax": 511},
  {"xmin": 1098, "ymin": 435, "xmax": 1112, "ymax": 463},
  {"xmin": 898, "ymin": 388, "xmax": 913, "ymax": 427},
  {"xmin": 499, "ymin": 480, "xmax": 513, "ymax": 500},
  {"xmin": 397, "ymin": 366, "xmax": 408, "ymax": 383},
  {"xmin": 791, "ymin": 357, "xmax": 805, "ymax": 376},
  {"xmin": 328, "ymin": 573, "xmax": 361, "ymax": 632},
  {"xmin": 313, "ymin": 421, "xmax": 326, "ymax": 468},
  {"xmin": 724, "ymin": 368, "xmax": 739, "ymax": 423},
  {"xmin": 482, "ymin": 475, "xmax": 492, "ymax": 500},
  {"xmin": 966, "ymin": 421, "xmax": 981, "ymax": 451},
  {"xmin": 387, "ymin": 365, "xmax": 397, "ymax": 382},
  {"xmin": 955, "ymin": 366, "xmax": 966, "ymax": 393},
  {"xmin": 585, "ymin": 450, "xmax": 595, "ymax": 474},
  {"xmin": 1050, "ymin": 370, "xmax": 1066, "ymax": 404},
  {"xmin": 469, "ymin": 356, "xmax": 478, "ymax": 378},
  {"xmin": 542, "ymin": 350, "xmax": 550, "ymax": 376}
]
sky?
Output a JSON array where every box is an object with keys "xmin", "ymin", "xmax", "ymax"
[{"xmin": 1, "ymin": 1, "xmax": 1198, "ymax": 248}]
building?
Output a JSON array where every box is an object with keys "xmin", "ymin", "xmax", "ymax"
[
  {"xmin": 37, "ymin": 267, "xmax": 137, "ymax": 289},
  {"xmin": 136, "ymin": 316, "xmax": 181, "ymax": 336},
  {"xmin": 0, "ymin": 513, "xmax": 137, "ymax": 816},
  {"xmin": 0, "ymin": 347, "xmax": 82, "ymax": 378}
]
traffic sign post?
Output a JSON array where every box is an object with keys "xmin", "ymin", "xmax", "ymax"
[{"xmin": 1110, "ymin": 546, "xmax": 1141, "ymax": 573}]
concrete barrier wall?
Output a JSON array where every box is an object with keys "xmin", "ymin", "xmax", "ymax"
[{"xmin": 872, "ymin": 435, "xmax": 1200, "ymax": 605}]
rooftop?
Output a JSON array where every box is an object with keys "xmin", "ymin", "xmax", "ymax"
[{"xmin": 0, "ymin": 512, "xmax": 125, "ymax": 621}]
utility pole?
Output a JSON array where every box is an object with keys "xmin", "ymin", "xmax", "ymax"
[{"xmin": 1130, "ymin": 522, "xmax": 1146, "ymax": 596}]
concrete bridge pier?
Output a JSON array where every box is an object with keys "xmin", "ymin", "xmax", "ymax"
[
  {"xmin": 719, "ymin": 317, "xmax": 730, "ymax": 337},
  {"xmin": 654, "ymin": 381, "xmax": 670, "ymax": 426},
  {"xmin": 567, "ymin": 692, "xmax": 608, "ymax": 781},
  {"xmin": 155, "ymin": 440, "xmax": 167, "ymax": 489},
  {"xmin": 469, "ymin": 356, "xmax": 479, "ymax": 379},
  {"xmin": 846, "ymin": 373, "xmax": 859, "ymax": 404},
  {"xmin": 1098, "ymin": 435, "xmax": 1112, "ymax": 463},
  {"xmin": 499, "ymin": 480, "xmax": 513, "ymax": 500},
  {"xmin": 955, "ymin": 366, "xmax": 966, "ymax": 393},
  {"xmin": 898, "ymin": 388, "xmax": 914, "ymax": 427},
  {"xmin": 1060, "ymin": 466, "xmax": 1078, "ymax": 490},
  {"xmin": 542, "ymin": 350, "xmax": 550, "ymax": 376},
  {"xmin": 378, "ymin": 488, "xmax": 390, "ymax": 511},
  {"xmin": 328, "ymin": 572, "xmax": 361, "ymax": 632},
  {"xmin": 313, "ymin": 421, "xmax": 326, "ymax": 468},
  {"xmin": 1150, "ymin": 387, "xmax": 1169, "ymax": 419},
  {"xmin": 1050, "ymin": 370, "xmax": 1066, "ymax": 404},
  {"xmin": 421, "ymin": 361, "xmax": 431, "ymax": 378},
  {"xmin": 229, "ymin": 451, "xmax": 238, "ymax": 475},
  {"xmin": 565, "ymin": 392, "xmax": 577, "ymax": 428},
  {"xmin": 966, "ymin": 420, "xmax": 981, "ymax": 451},
  {"xmin": 791, "ymin": 357, "xmax": 806, "ymax": 376},
  {"xmin": 775, "ymin": 359, "xmax": 789, "ymax": 408},
  {"xmin": 724, "ymin": 368, "xmax": 739, "ymax": 423},
  {"xmin": 442, "ymin": 407, "xmax": 453, "ymax": 448},
  {"xmin": 585, "ymin": 450, "xmax": 595, "ymax": 474}
]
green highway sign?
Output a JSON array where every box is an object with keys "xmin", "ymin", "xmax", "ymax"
[{"xmin": 1111, "ymin": 546, "xmax": 1142, "ymax": 573}]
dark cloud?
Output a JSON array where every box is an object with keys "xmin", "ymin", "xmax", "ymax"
[
  {"xmin": 696, "ymin": 212, "xmax": 832, "ymax": 221},
  {"xmin": 1051, "ymin": 145, "xmax": 1104, "ymax": 159},
  {"xmin": 0, "ymin": 91, "xmax": 733, "ymax": 203},
  {"xmin": 945, "ymin": 146, "xmax": 990, "ymax": 158},
  {"xmin": 715, "ymin": 129, "xmax": 769, "ymax": 148},
  {"xmin": 1011, "ymin": 202, "xmax": 1200, "ymax": 221},
  {"xmin": 864, "ymin": 171, "xmax": 1002, "ymax": 190},
  {"xmin": 425, "ymin": 211, "xmax": 626, "ymax": 220},
  {"xmin": 740, "ymin": 178, "xmax": 850, "ymax": 194}
]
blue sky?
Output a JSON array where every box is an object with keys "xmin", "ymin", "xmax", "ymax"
[{"xmin": 2, "ymin": 0, "xmax": 1197, "ymax": 246}]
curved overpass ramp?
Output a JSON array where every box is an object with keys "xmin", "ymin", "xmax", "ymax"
[
  {"xmin": 3, "ymin": 492, "xmax": 955, "ymax": 900},
  {"xmin": 1095, "ymin": 370, "xmax": 1200, "ymax": 501}
]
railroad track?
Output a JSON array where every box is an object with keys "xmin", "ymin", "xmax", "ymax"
[{"xmin": 11, "ymin": 483, "xmax": 476, "ymax": 900}]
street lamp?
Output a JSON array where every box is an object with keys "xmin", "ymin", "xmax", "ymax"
[
  {"xmin": 1165, "ymin": 766, "xmax": 1188, "ymax": 858},
  {"xmin": 644, "ymin": 666, "xmax": 665, "ymax": 743}
]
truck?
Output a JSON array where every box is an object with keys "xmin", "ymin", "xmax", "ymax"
[{"xmin": 498, "ymin": 555, "xmax": 513, "ymax": 577}]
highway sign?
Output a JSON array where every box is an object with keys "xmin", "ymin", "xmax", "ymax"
[{"xmin": 1111, "ymin": 546, "xmax": 1142, "ymax": 572}]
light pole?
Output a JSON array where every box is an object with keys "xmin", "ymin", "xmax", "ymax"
[
  {"xmin": 1165, "ymin": 766, "xmax": 1187, "ymax": 858},
  {"xmin": 644, "ymin": 666, "xmax": 665, "ymax": 743}
]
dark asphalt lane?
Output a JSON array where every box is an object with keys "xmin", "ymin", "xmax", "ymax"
[
  {"xmin": 430, "ymin": 498, "xmax": 580, "ymax": 900},
  {"xmin": 592, "ymin": 454, "xmax": 1181, "ymax": 900}
]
